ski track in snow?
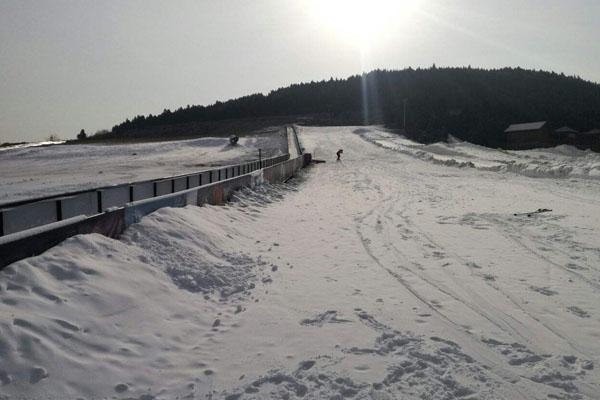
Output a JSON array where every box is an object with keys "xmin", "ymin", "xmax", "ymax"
[{"xmin": 0, "ymin": 126, "xmax": 599, "ymax": 399}]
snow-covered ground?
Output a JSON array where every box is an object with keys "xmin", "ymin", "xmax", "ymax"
[
  {"xmin": 0, "ymin": 126, "xmax": 599, "ymax": 399},
  {"xmin": 0, "ymin": 140, "xmax": 66, "ymax": 152},
  {"xmin": 360, "ymin": 128, "xmax": 600, "ymax": 180},
  {"xmin": 0, "ymin": 131, "xmax": 287, "ymax": 204}
]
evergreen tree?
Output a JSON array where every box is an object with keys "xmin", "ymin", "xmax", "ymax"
[{"xmin": 110, "ymin": 67, "xmax": 600, "ymax": 146}]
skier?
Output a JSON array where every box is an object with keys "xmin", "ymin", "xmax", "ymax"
[{"xmin": 336, "ymin": 149, "xmax": 343, "ymax": 161}]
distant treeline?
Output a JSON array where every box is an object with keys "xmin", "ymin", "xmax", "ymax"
[{"xmin": 107, "ymin": 67, "xmax": 600, "ymax": 146}]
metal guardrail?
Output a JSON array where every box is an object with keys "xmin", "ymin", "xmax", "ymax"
[
  {"xmin": 0, "ymin": 153, "xmax": 290, "ymax": 237},
  {"xmin": 0, "ymin": 152, "xmax": 312, "ymax": 269},
  {"xmin": 291, "ymin": 125, "xmax": 304, "ymax": 155}
]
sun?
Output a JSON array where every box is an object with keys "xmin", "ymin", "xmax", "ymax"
[{"xmin": 310, "ymin": 0, "xmax": 421, "ymax": 52}]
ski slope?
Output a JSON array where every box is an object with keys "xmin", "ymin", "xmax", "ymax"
[
  {"xmin": 0, "ymin": 132, "xmax": 287, "ymax": 204},
  {"xmin": 0, "ymin": 126, "xmax": 598, "ymax": 399}
]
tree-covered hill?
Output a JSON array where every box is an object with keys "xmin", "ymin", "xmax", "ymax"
[{"xmin": 109, "ymin": 67, "xmax": 600, "ymax": 146}]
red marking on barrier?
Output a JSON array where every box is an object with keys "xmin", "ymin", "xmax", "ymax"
[{"xmin": 212, "ymin": 185, "xmax": 225, "ymax": 205}]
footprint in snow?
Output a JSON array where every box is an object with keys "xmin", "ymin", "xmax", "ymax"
[
  {"xmin": 29, "ymin": 367, "xmax": 48, "ymax": 384},
  {"xmin": 567, "ymin": 306, "xmax": 590, "ymax": 318},
  {"xmin": 114, "ymin": 383, "xmax": 129, "ymax": 393},
  {"xmin": 300, "ymin": 311, "xmax": 352, "ymax": 327},
  {"xmin": 529, "ymin": 286, "xmax": 558, "ymax": 296}
]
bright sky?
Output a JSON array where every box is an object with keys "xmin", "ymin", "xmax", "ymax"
[{"xmin": 1, "ymin": 0, "xmax": 599, "ymax": 142}]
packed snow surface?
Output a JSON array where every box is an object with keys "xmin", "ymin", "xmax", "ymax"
[
  {"xmin": 0, "ymin": 131, "xmax": 287, "ymax": 204},
  {"xmin": 1, "ymin": 126, "xmax": 599, "ymax": 399}
]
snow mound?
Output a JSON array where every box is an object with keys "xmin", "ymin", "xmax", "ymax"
[
  {"xmin": 0, "ymin": 140, "xmax": 66, "ymax": 152},
  {"xmin": 121, "ymin": 207, "xmax": 269, "ymax": 298},
  {"xmin": 357, "ymin": 128, "xmax": 600, "ymax": 180},
  {"xmin": 0, "ymin": 184, "xmax": 293, "ymax": 398}
]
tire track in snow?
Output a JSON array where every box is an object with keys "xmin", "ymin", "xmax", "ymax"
[
  {"xmin": 346, "ymin": 164, "xmax": 528, "ymax": 346},
  {"xmin": 388, "ymin": 202, "xmax": 590, "ymax": 356},
  {"xmin": 481, "ymin": 214, "xmax": 600, "ymax": 292},
  {"xmin": 337, "ymin": 143, "xmax": 529, "ymax": 343},
  {"xmin": 349, "ymin": 128, "xmax": 595, "ymax": 357},
  {"xmin": 384, "ymin": 208, "xmax": 533, "ymax": 344},
  {"xmin": 351, "ymin": 179, "xmax": 594, "ymax": 398},
  {"xmin": 365, "ymin": 188, "xmax": 545, "ymax": 350},
  {"xmin": 350, "ymin": 186, "xmax": 538, "ymax": 392}
]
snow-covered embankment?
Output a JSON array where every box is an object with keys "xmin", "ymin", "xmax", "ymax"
[{"xmin": 360, "ymin": 128, "xmax": 600, "ymax": 180}]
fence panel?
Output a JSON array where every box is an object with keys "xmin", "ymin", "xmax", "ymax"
[{"xmin": 1, "ymin": 200, "xmax": 57, "ymax": 235}]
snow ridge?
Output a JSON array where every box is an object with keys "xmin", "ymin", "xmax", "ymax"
[{"xmin": 358, "ymin": 129, "xmax": 600, "ymax": 180}]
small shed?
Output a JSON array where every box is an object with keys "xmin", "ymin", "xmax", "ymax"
[
  {"xmin": 579, "ymin": 128, "xmax": 600, "ymax": 150},
  {"xmin": 504, "ymin": 121, "xmax": 552, "ymax": 150},
  {"xmin": 555, "ymin": 126, "xmax": 579, "ymax": 144}
]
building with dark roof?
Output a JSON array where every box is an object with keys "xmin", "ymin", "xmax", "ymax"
[
  {"xmin": 555, "ymin": 126, "xmax": 578, "ymax": 135},
  {"xmin": 504, "ymin": 121, "xmax": 552, "ymax": 149},
  {"xmin": 579, "ymin": 128, "xmax": 600, "ymax": 150},
  {"xmin": 555, "ymin": 126, "xmax": 579, "ymax": 145},
  {"xmin": 584, "ymin": 128, "xmax": 600, "ymax": 135}
]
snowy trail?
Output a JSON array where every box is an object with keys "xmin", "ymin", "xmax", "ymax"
[{"xmin": 0, "ymin": 126, "xmax": 599, "ymax": 399}]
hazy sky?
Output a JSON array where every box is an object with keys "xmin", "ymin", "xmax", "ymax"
[{"xmin": 1, "ymin": 0, "xmax": 599, "ymax": 142}]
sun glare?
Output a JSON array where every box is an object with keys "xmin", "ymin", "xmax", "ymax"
[{"xmin": 310, "ymin": 0, "xmax": 420, "ymax": 52}]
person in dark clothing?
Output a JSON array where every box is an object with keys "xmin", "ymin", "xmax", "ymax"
[{"xmin": 336, "ymin": 149, "xmax": 343, "ymax": 161}]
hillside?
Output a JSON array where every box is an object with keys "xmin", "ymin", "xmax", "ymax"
[{"xmin": 108, "ymin": 67, "xmax": 600, "ymax": 146}]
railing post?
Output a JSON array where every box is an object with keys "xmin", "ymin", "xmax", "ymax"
[
  {"xmin": 55, "ymin": 199, "xmax": 63, "ymax": 221},
  {"xmin": 97, "ymin": 191, "xmax": 103, "ymax": 213},
  {"xmin": 129, "ymin": 185, "xmax": 134, "ymax": 202},
  {"xmin": 199, "ymin": 173, "xmax": 202, "ymax": 186},
  {"xmin": 0, "ymin": 210, "xmax": 3, "ymax": 237},
  {"xmin": 171, "ymin": 179, "xmax": 175, "ymax": 193},
  {"xmin": 186, "ymin": 176, "xmax": 190, "ymax": 189},
  {"xmin": 259, "ymin": 149, "xmax": 262, "ymax": 168}
]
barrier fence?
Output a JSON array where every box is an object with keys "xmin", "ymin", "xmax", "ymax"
[
  {"xmin": 0, "ymin": 153, "xmax": 289, "ymax": 237},
  {"xmin": 291, "ymin": 125, "xmax": 304, "ymax": 155},
  {"xmin": 0, "ymin": 152, "xmax": 312, "ymax": 269}
]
